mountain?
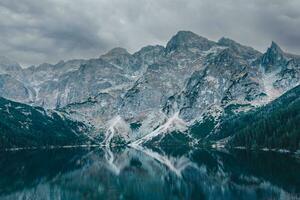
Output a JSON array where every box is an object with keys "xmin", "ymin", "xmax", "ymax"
[
  {"xmin": 0, "ymin": 74, "xmax": 35, "ymax": 104},
  {"xmin": 0, "ymin": 97, "xmax": 95, "ymax": 149},
  {"xmin": 142, "ymin": 85, "xmax": 300, "ymax": 151},
  {"xmin": 0, "ymin": 56, "xmax": 22, "ymax": 74},
  {"xmin": 0, "ymin": 56, "xmax": 35, "ymax": 104},
  {"xmin": 216, "ymin": 85, "xmax": 300, "ymax": 151},
  {"xmin": 0, "ymin": 30, "xmax": 299, "ymax": 149}
]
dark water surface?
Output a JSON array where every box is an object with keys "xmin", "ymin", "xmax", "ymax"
[{"xmin": 0, "ymin": 146, "xmax": 299, "ymax": 200}]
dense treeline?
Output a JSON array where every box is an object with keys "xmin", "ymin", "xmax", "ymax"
[
  {"xmin": 219, "ymin": 85, "xmax": 300, "ymax": 151},
  {"xmin": 0, "ymin": 97, "xmax": 92, "ymax": 149}
]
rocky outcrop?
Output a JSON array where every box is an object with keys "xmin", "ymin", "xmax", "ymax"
[{"xmin": 0, "ymin": 31, "xmax": 299, "ymax": 146}]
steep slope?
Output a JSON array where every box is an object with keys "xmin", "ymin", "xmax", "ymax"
[
  {"xmin": 0, "ymin": 58, "xmax": 88, "ymax": 107},
  {"xmin": 258, "ymin": 42, "xmax": 300, "ymax": 100},
  {"xmin": 216, "ymin": 85, "xmax": 300, "ymax": 151},
  {"xmin": 0, "ymin": 57, "xmax": 35, "ymax": 103},
  {"xmin": 187, "ymin": 40, "xmax": 300, "ymax": 145},
  {"xmin": 0, "ymin": 56, "xmax": 22, "ymax": 75},
  {"xmin": 0, "ymin": 31, "xmax": 299, "ymax": 147},
  {"xmin": 0, "ymin": 97, "xmax": 94, "ymax": 149},
  {"xmin": 0, "ymin": 74, "xmax": 35, "ymax": 104}
]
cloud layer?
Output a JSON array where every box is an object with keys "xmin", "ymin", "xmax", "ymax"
[{"xmin": 0, "ymin": 0, "xmax": 300, "ymax": 66}]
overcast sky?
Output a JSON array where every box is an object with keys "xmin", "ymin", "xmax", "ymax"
[{"xmin": 0, "ymin": 0, "xmax": 300, "ymax": 66}]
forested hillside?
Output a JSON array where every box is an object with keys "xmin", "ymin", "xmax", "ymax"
[
  {"xmin": 219, "ymin": 85, "xmax": 300, "ymax": 151},
  {"xmin": 0, "ymin": 97, "xmax": 93, "ymax": 149}
]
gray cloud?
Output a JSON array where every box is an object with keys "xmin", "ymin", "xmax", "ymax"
[{"xmin": 0, "ymin": 0, "xmax": 300, "ymax": 66}]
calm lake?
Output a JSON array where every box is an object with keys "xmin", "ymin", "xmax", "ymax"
[{"xmin": 0, "ymin": 146, "xmax": 299, "ymax": 200}]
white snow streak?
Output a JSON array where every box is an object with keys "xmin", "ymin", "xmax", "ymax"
[
  {"xmin": 262, "ymin": 71, "xmax": 281, "ymax": 101},
  {"xmin": 130, "ymin": 112, "xmax": 187, "ymax": 146},
  {"xmin": 103, "ymin": 115, "xmax": 130, "ymax": 147}
]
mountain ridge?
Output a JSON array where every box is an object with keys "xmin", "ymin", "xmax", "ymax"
[{"xmin": 0, "ymin": 30, "xmax": 299, "ymax": 149}]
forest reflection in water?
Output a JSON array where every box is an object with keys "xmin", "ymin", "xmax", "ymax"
[{"xmin": 0, "ymin": 145, "xmax": 299, "ymax": 200}]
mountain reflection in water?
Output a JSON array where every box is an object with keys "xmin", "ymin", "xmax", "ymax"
[{"xmin": 0, "ymin": 145, "xmax": 299, "ymax": 200}]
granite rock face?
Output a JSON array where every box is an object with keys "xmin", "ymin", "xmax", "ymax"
[{"xmin": 0, "ymin": 31, "xmax": 299, "ymax": 145}]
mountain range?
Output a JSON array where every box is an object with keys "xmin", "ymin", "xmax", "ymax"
[{"xmin": 0, "ymin": 31, "xmax": 299, "ymax": 151}]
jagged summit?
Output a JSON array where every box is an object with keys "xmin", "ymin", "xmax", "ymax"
[
  {"xmin": 102, "ymin": 47, "xmax": 130, "ymax": 57},
  {"xmin": 165, "ymin": 30, "xmax": 215, "ymax": 53},
  {"xmin": 135, "ymin": 45, "xmax": 164, "ymax": 54},
  {"xmin": 261, "ymin": 41, "xmax": 287, "ymax": 70},
  {"xmin": 270, "ymin": 41, "xmax": 284, "ymax": 53},
  {"xmin": 218, "ymin": 37, "xmax": 236, "ymax": 45},
  {"xmin": 172, "ymin": 30, "xmax": 202, "ymax": 39},
  {"xmin": 266, "ymin": 41, "xmax": 285, "ymax": 58},
  {"xmin": 100, "ymin": 47, "xmax": 141, "ymax": 72},
  {"xmin": 0, "ymin": 30, "xmax": 299, "ymax": 148},
  {"xmin": 0, "ymin": 56, "xmax": 22, "ymax": 73},
  {"xmin": 217, "ymin": 37, "xmax": 261, "ymax": 59},
  {"xmin": 217, "ymin": 37, "xmax": 253, "ymax": 50}
]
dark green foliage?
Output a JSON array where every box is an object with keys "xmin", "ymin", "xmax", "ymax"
[
  {"xmin": 219, "ymin": 85, "xmax": 300, "ymax": 151},
  {"xmin": 111, "ymin": 135, "xmax": 128, "ymax": 146},
  {"xmin": 145, "ymin": 131, "xmax": 191, "ymax": 148},
  {"xmin": 224, "ymin": 103, "xmax": 253, "ymax": 116},
  {"xmin": 0, "ymin": 148, "xmax": 91, "ymax": 194},
  {"xmin": 190, "ymin": 104, "xmax": 253, "ymax": 141},
  {"xmin": 144, "ymin": 131, "xmax": 191, "ymax": 157},
  {"xmin": 0, "ymin": 97, "xmax": 92, "ymax": 149},
  {"xmin": 190, "ymin": 116, "xmax": 216, "ymax": 139},
  {"xmin": 130, "ymin": 122, "xmax": 142, "ymax": 131}
]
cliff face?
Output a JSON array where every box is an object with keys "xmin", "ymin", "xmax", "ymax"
[{"xmin": 0, "ymin": 31, "xmax": 299, "ymax": 146}]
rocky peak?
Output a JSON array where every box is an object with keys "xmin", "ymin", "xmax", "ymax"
[
  {"xmin": 217, "ymin": 37, "xmax": 237, "ymax": 46},
  {"xmin": 0, "ymin": 31, "xmax": 299, "ymax": 147},
  {"xmin": 102, "ymin": 47, "xmax": 130, "ymax": 58},
  {"xmin": 0, "ymin": 56, "xmax": 22, "ymax": 73},
  {"xmin": 135, "ymin": 45, "xmax": 165, "ymax": 55},
  {"xmin": 208, "ymin": 47, "xmax": 239, "ymax": 66},
  {"xmin": 165, "ymin": 31, "xmax": 215, "ymax": 53},
  {"xmin": 261, "ymin": 41, "xmax": 286, "ymax": 71},
  {"xmin": 34, "ymin": 63, "xmax": 54, "ymax": 71},
  {"xmin": 270, "ymin": 41, "xmax": 284, "ymax": 53},
  {"xmin": 217, "ymin": 37, "xmax": 261, "ymax": 60},
  {"xmin": 131, "ymin": 45, "xmax": 165, "ymax": 69},
  {"xmin": 100, "ymin": 47, "xmax": 140, "ymax": 72}
]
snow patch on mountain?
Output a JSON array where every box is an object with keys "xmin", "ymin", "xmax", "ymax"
[
  {"xmin": 0, "ymin": 31, "xmax": 300, "ymax": 147},
  {"xmin": 103, "ymin": 116, "xmax": 131, "ymax": 146},
  {"xmin": 262, "ymin": 70, "xmax": 282, "ymax": 102},
  {"xmin": 131, "ymin": 112, "xmax": 187, "ymax": 146}
]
